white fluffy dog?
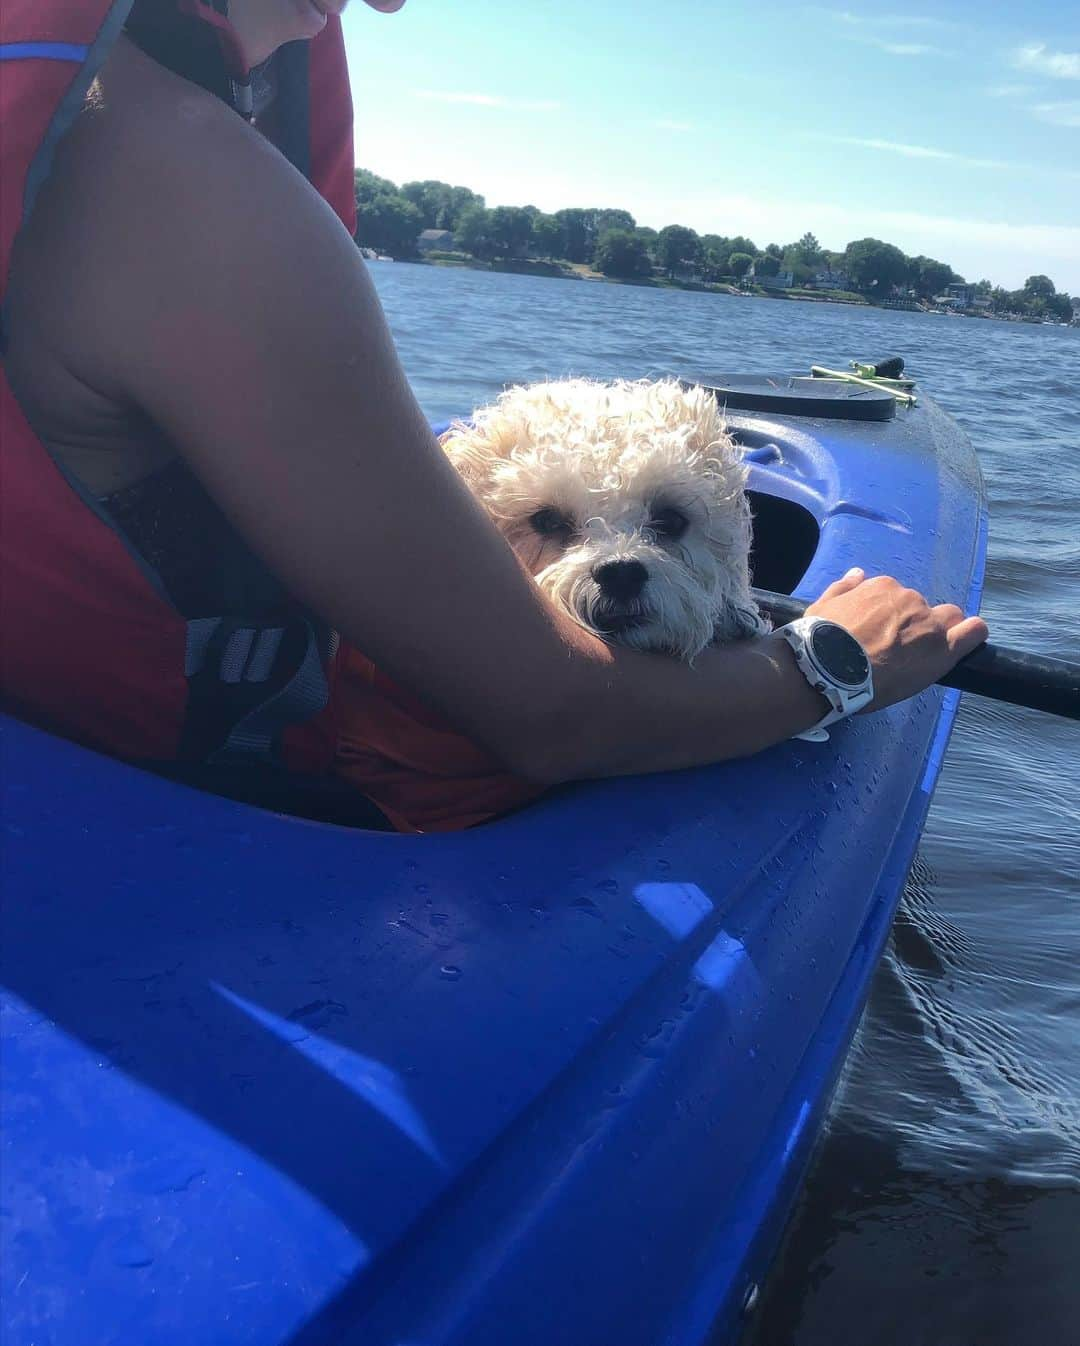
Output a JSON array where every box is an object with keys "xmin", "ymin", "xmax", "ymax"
[{"xmin": 442, "ymin": 377, "xmax": 769, "ymax": 660}]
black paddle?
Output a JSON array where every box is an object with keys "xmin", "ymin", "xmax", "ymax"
[{"xmin": 752, "ymin": 588, "xmax": 1080, "ymax": 722}]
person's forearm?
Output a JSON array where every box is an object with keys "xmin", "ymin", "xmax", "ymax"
[
  {"xmin": 497, "ymin": 566, "xmax": 990, "ymax": 785},
  {"xmin": 500, "ymin": 632, "xmax": 830, "ymax": 785}
]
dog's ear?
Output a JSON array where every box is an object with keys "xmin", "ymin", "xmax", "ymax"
[
  {"xmin": 713, "ymin": 598, "xmax": 772, "ymax": 644},
  {"xmin": 440, "ymin": 422, "xmax": 504, "ymax": 493}
]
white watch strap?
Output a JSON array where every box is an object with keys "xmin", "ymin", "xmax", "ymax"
[{"xmin": 780, "ymin": 617, "xmax": 874, "ymax": 742}]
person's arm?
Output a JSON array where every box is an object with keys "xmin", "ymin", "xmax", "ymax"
[{"xmin": 51, "ymin": 41, "xmax": 988, "ymax": 784}]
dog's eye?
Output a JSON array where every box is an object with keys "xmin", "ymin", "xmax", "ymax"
[
  {"xmin": 648, "ymin": 507, "xmax": 689, "ymax": 540},
  {"xmin": 529, "ymin": 507, "xmax": 574, "ymax": 538}
]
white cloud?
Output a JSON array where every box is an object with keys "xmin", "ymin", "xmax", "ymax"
[
  {"xmin": 811, "ymin": 8, "xmax": 949, "ymax": 52},
  {"xmin": 878, "ymin": 40, "xmax": 938, "ymax": 55},
  {"xmin": 1013, "ymin": 43, "xmax": 1080, "ymax": 80},
  {"xmin": 1029, "ymin": 100, "xmax": 1080, "ymax": 127},
  {"xmin": 985, "ymin": 83, "xmax": 1033, "ymax": 98},
  {"xmin": 812, "ymin": 8, "xmax": 951, "ymax": 28},
  {"xmin": 823, "ymin": 136, "xmax": 967, "ymax": 162},
  {"xmin": 811, "ymin": 135, "xmax": 1080, "ymax": 178},
  {"xmin": 412, "ymin": 90, "xmax": 561, "ymax": 112},
  {"xmin": 847, "ymin": 34, "xmax": 942, "ymax": 55}
]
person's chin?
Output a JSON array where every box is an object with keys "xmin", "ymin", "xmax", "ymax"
[{"xmin": 291, "ymin": 0, "xmax": 329, "ymax": 35}]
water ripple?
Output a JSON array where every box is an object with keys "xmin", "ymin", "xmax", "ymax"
[{"xmin": 370, "ymin": 263, "xmax": 1080, "ymax": 1343}]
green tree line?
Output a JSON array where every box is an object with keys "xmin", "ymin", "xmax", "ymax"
[{"xmin": 354, "ymin": 169, "xmax": 1075, "ymax": 320}]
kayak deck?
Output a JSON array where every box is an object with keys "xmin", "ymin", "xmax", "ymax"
[{"xmin": 0, "ymin": 393, "xmax": 987, "ymax": 1346}]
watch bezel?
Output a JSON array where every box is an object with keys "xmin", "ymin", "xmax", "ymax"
[{"xmin": 807, "ymin": 620, "xmax": 872, "ymax": 688}]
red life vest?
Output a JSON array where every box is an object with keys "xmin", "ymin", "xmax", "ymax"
[
  {"xmin": 1, "ymin": 0, "xmax": 542, "ymax": 831},
  {"xmin": 0, "ymin": 0, "xmax": 355, "ymax": 775}
]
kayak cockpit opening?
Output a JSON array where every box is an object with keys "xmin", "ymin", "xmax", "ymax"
[{"xmin": 746, "ymin": 489, "xmax": 819, "ymax": 595}]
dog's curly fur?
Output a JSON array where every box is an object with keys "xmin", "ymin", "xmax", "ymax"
[{"xmin": 442, "ymin": 377, "xmax": 769, "ymax": 661}]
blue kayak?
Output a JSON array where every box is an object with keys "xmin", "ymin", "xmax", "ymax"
[{"xmin": 0, "ymin": 380, "xmax": 987, "ymax": 1346}]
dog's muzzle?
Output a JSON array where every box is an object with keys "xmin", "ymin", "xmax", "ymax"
[
  {"xmin": 593, "ymin": 559, "xmax": 647, "ymax": 602},
  {"xmin": 590, "ymin": 559, "xmax": 649, "ymax": 635}
]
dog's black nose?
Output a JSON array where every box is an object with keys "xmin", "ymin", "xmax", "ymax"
[{"xmin": 594, "ymin": 559, "xmax": 648, "ymax": 602}]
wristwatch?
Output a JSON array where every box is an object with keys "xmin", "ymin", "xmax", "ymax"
[{"xmin": 779, "ymin": 616, "xmax": 874, "ymax": 742}]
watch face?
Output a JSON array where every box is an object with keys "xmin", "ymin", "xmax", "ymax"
[{"xmin": 810, "ymin": 622, "xmax": 871, "ymax": 686}]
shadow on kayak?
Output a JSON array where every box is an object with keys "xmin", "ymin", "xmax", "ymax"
[{"xmin": 3, "ymin": 714, "xmax": 825, "ymax": 1336}]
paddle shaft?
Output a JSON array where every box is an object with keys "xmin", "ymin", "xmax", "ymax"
[{"xmin": 754, "ymin": 588, "xmax": 1080, "ymax": 722}]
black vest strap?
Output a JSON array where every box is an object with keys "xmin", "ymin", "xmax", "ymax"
[
  {"xmin": 125, "ymin": 1, "xmax": 234, "ymax": 108},
  {"xmin": 125, "ymin": 3, "xmax": 312, "ymax": 177},
  {"xmin": 274, "ymin": 41, "xmax": 312, "ymax": 178},
  {"xmin": 102, "ymin": 464, "xmax": 333, "ymax": 767}
]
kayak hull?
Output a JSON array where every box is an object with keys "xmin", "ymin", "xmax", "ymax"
[{"xmin": 0, "ymin": 394, "xmax": 987, "ymax": 1345}]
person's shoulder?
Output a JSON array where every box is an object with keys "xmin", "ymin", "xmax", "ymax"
[
  {"xmin": 14, "ymin": 31, "xmax": 359, "ymax": 408},
  {"xmin": 84, "ymin": 35, "xmax": 292, "ymax": 219},
  {"xmin": 58, "ymin": 34, "xmax": 351, "ymax": 334}
]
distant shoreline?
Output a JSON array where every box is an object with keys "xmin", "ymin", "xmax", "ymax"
[
  {"xmin": 367, "ymin": 256, "xmax": 1073, "ymax": 325},
  {"xmin": 380, "ymin": 253, "xmax": 871, "ymax": 305},
  {"xmin": 355, "ymin": 170, "xmax": 1077, "ymax": 326}
]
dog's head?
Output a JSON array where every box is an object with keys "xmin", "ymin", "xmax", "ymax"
[{"xmin": 443, "ymin": 378, "xmax": 768, "ymax": 660}]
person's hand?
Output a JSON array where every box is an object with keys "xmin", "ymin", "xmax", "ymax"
[{"xmin": 806, "ymin": 568, "xmax": 989, "ymax": 711}]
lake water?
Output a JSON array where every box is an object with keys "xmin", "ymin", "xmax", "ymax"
[{"xmin": 370, "ymin": 261, "xmax": 1079, "ymax": 1346}]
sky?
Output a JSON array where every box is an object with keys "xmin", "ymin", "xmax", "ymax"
[{"xmin": 341, "ymin": 2, "xmax": 1079, "ymax": 294}]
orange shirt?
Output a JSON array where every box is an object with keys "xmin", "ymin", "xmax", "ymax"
[{"xmin": 332, "ymin": 647, "xmax": 544, "ymax": 833}]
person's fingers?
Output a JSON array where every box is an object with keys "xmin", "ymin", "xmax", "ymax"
[
  {"xmin": 934, "ymin": 602, "xmax": 964, "ymax": 626},
  {"xmin": 815, "ymin": 567, "xmax": 866, "ymax": 603},
  {"xmin": 945, "ymin": 615, "xmax": 989, "ymax": 658}
]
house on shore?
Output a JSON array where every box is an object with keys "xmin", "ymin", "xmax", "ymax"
[
  {"xmin": 884, "ymin": 287, "xmax": 921, "ymax": 311},
  {"xmin": 756, "ymin": 269, "xmax": 794, "ymax": 291},
  {"xmin": 937, "ymin": 282, "xmax": 975, "ymax": 310},
  {"xmin": 417, "ymin": 228, "xmax": 456, "ymax": 254},
  {"xmin": 812, "ymin": 266, "xmax": 851, "ymax": 290}
]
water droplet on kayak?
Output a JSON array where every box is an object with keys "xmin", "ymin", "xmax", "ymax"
[
  {"xmin": 429, "ymin": 912, "xmax": 449, "ymax": 927},
  {"xmin": 595, "ymin": 878, "xmax": 619, "ymax": 895},
  {"xmin": 415, "ymin": 883, "xmax": 430, "ymax": 896},
  {"xmin": 439, "ymin": 964, "xmax": 462, "ymax": 981},
  {"xmin": 572, "ymin": 895, "xmax": 603, "ymax": 918}
]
